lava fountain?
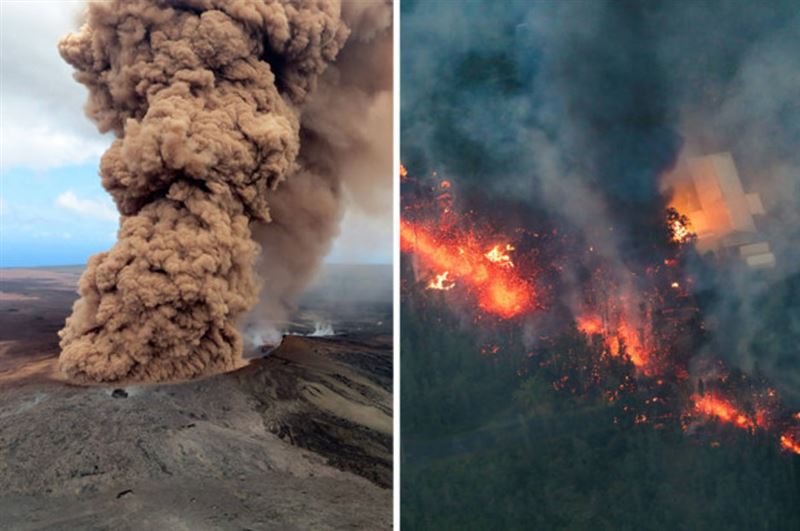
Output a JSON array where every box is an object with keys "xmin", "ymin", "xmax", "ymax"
[{"xmin": 401, "ymin": 219, "xmax": 535, "ymax": 319}]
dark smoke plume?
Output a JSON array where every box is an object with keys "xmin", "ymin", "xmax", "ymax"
[
  {"xmin": 57, "ymin": 0, "xmax": 359, "ymax": 382},
  {"xmin": 402, "ymin": 0, "xmax": 800, "ymax": 401}
]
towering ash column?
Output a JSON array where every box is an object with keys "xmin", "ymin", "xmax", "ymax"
[{"xmin": 57, "ymin": 0, "xmax": 349, "ymax": 382}]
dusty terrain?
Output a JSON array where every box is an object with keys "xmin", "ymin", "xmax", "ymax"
[{"xmin": 0, "ymin": 265, "xmax": 392, "ymax": 530}]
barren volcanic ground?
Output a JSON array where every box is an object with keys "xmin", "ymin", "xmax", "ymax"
[{"xmin": 0, "ymin": 265, "xmax": 392, "ymax": 530}]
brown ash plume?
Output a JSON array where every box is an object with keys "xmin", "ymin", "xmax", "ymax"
[
  {"xmin": 243, "ymin": 0, "xmax": 393, "ymax": 343},
  {"xmin": 57, "ymin": 0, "xmax": 349, "ymax": 382}
]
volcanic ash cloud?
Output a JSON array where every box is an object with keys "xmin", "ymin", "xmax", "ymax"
[
  {"xmin": 57, "ymin": 0, "xmax": 349, "ymax": 382},
  {"xmin": 244, "ymin": 0, "xmax": 393, "ymax": 340}
]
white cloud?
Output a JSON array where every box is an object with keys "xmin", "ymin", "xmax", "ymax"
[
  {"xmin": 0, "ymin": 1, "xmax": 113, "ymax": 170},
  {"xmin": 1, "ymin": 124, "xmax": 108, "ymax": 170},
  {"xmin": 55, "ymin": 190, "xmax": 118, "ymax": 221}
]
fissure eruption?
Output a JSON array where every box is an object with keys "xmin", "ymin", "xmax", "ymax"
[
  {"xmin": 401, "ymin": 164, "xmax": 800, "ymax": 456},
  {"xmin": 400, "ymin": 219, "xmax": 535, "ymax": 319}
]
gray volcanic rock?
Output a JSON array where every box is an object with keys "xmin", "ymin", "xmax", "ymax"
[
  {"xmin": 0, "ymin": 265, "xmax": 392, "ymax": 529},
  {"xmin": 237, "ymin": 335, "xmax": 393, "ymax": 488},
  {"xmin": 0, "ymin": 335, "xmax": 392, "ymax": 530}
]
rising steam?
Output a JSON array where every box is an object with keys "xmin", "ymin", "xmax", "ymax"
[
  {"xmin": 243, "ymin": 0, "xmax": 392, "ymax": 344},
  {"xmin": 56, "ymin": 0, "xmax": 384, "ymax": 383}
]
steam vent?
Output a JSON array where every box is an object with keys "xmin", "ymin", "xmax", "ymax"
[{"xmin": 670, "ymin": 152, "xmax": 775, "ymax": 269}]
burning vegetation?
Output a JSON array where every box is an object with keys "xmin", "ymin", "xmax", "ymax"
[
  {"xmin": 400, "ymin": 219, "xmax": 535, "ymax": 319},
  {"xmin": 690, "ymin": 393, "xmax": 755, "ymax": 431},
  {"xmin": 401, "ymin": 163, "xmax": 800, "ymax": 456},
  {"xmin": 400, "ymin": 1, "xmax": 800, "ymax": 527},
  {"xmin": 667, "ymin": 208, "xmax": 695, "ymax": 244}
]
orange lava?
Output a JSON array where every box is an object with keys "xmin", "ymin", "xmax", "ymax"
[
  {"xmin": 692, "ymin": 394, "xmax": 755, "ymax": 431},
  {"xmin": 780, "ymin": 432, "xmax": 800, "ymax": 454},
  {"xmin": 427, "ymin": 271, "xmax": 455, "ymax": 291},
  {"xmin": 401, "ymin": 219, "xmax": 534, "ymax": 318},
  {"xmin": 576, "ymin": 314, "xmax": 603, "ymax": 335},
  {"xmin": 484, "ymin": 244, "xmax": 515, "ymax": 268},
  {"xmin": 577, "ymin": 313, "xmax": 655, "ymax": 373},
  {"xmin": 613, "ymin": 320, "xmax": 650, "ymax": 370}
]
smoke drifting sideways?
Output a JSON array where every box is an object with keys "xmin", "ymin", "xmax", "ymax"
[
  {"xmin": 401, "ymin": 0, "xmax": 800, "ymax": 402},
  {"xmin": 242, "ymin": 0, "xmax": 392, "ymax": 348},
  {"xmin": 57, "ymin": 0, "xmax": 389, "ymax": 383}
]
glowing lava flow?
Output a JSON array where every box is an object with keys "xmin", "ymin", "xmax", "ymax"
[
  {"xmin": 780, "ymin": 431, "xmax": 800, "ymax": 454},
  {"xmin": 402, "ymin": 163, "xmax": 798, "ymax": 458},
  {"xmin": 401, "ymin": 220, "xmax": 534, "ymax": 318},
  {"xmin": 691, "ymin": 394, "xmax": 755, "ymax": 431},
  {"xmin": 611, "ymin": 320, "xmax": 651, "ymax": 370},
  {"xmin": 577, "ymin": 314, "xmax": 655, "ymax": 374},
  {"xmin": 427, "ymin": 271, "xmax": 455, "ymax": 291},
  {"xmin": 576, "ymin": 314, "xmax": 603, "ymax": 335},
  {"xmin": 485, "ymin": 244, "xmax": 515, "ymax": 268}
]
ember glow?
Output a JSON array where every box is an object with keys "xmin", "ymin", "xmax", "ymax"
[
  {"xmin": 577, "ymin": 313, "xmax": 656, "ymax": 374},
  {"xmin": 576, "ymin": 314, "xmax": 603, "ymax": 336},
  {"xmin": 612, "ymin": 319, "xmax": 652, "ymax": 371},
  {"xmin": 402, "ymin": 164, "xmax": 799, "ymax": 458},
  {"xmin": 780, "ymin": 430, "xmax": 800, "ymax": 454},
  {"xmin": 671, "ymin": 220, "xmax": 691, "ymax": 243},
  {"xmin": 691, "ymin": 394, "xmax": 755, "ymax": 431},
  {"xmin": 484, "ymin": 244, "xmax": 515, "ymax": 268},
  {"xmin": 401, "ymin": 220, "xmax": 534, "ymax": 318},
  {"xmin": 427, "ymin": 271, "xmax": 455, "ymax": 291},
  {"xmin": 667, "ymin": 209, "xmax": 695, "ymax": 244}
]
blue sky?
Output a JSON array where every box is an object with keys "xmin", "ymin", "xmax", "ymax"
[
  {"xmin": 1, "ymin": 156, "xmax": 391, "ymax": 267},
  {"xmin": 2, "ymin": 159, "xmax": 118, "ymax": 267},
  {"xmin": 0, "ymin": 1, "xmax": 390, "ymax": 268},
  {"xmin": 1, "ymin": 1, "xmax": 115, "ymax": 268}
]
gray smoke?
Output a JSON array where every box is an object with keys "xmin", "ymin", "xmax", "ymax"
[{"xmin": 402, "ymin": 0, "xmax": 800, "ymax": 400}]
